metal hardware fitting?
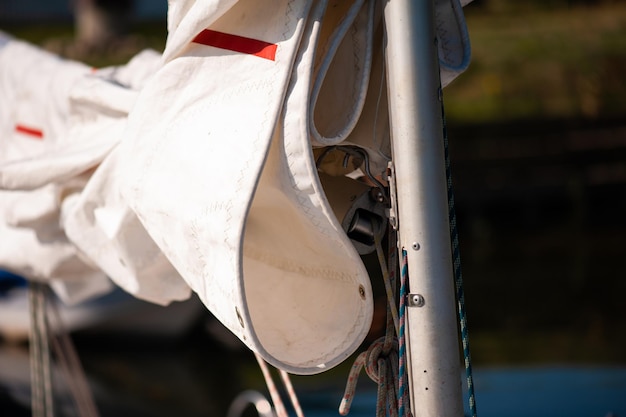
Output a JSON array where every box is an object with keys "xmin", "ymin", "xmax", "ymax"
[
  {"xmin": 408, "ymin": 293, "xmax": 425, "ymax": 307},
  {"xmin": 387, "ymin": 161, "xmax": 398, "ymax": 230}
]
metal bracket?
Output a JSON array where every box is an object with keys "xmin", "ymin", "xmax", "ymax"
[
  {"xmin": 407, "ymin": 293, "xmax": 425, "ymax": 307},
  {"xmin": 386, "ymin": 161, "xmax": 398, "ymax": 230}
]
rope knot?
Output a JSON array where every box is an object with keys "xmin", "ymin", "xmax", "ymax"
[
  {"xmin": 339, "ymin": 336, "xmax": 401, "ymax": 417},
  {"xmin": 364, "ymin": 337, "xmax": 398, "ymax": 383}
]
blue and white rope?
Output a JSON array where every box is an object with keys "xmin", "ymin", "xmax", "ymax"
[
  {"xmin": 442, "ymin": 97, "xmax": 477, "ymax": 417},
  {"xmin": 398, "ymin": 249, "xmax": 409, "ymax": 417}
]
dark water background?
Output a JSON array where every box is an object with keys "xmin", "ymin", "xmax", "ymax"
[{"xmin": 448, "ymin": 118, "xmax": 626, "ymax": 366}]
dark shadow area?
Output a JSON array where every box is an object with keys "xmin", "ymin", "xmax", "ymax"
[{"xmin": 447, "ymin": 116, "xmax": 626, "ymax": 364}]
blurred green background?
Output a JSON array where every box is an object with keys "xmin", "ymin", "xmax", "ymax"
[{"xmin": 446, "ymin": 0, "xmax": 626, "ymax": 123}]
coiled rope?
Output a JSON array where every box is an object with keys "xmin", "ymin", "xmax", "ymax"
[{"xmin": 339, "ymin": 234, "xmax": 410, "ymax": 417}]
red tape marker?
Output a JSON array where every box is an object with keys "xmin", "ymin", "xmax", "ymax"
[
  {"xmin": 15, "ymin": 124, "xmax": 44, "ymax": 139},
  {"xmin": 192, "ymin": 29, "xmax": 277, "ymax": 61}
]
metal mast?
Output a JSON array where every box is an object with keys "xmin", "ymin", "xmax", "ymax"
[{"xmin": 384, "ymin": 0, "xmax": 464, "ymax": 416}]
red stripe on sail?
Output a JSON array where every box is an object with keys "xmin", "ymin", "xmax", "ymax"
[
  {"xmin": 15, "ymin": 124, "xmax": 44, "ymax": 139},
  {"xmin": 192, "ymin": 29, "xmax": 277, "ymax": 61}
]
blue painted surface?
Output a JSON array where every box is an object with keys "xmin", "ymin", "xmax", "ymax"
[
  {"xmin": 466, "ymin": 367, "xmax": 626, "ymax": 417},
  {"xmin": 298, "ymin": 367, "xmax": 626, "ymax": 417},
  {"xmin": 0, "ymin": 270, "xmax": 26, "ymax": 296}
]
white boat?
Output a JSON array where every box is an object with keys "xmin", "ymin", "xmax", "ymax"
[{"xmin": 0, "ymin": 271, "xmax": 206, "ymax": 343}]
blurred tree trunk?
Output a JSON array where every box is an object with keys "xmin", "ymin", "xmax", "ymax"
[{"xmin": 73, "ymin": 0, "xmax": 134, "ymax": 50}]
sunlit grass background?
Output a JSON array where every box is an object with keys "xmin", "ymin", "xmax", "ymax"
[{"xmin": 446, "ymin": 2, "xmax": 626, "ymax": 123}]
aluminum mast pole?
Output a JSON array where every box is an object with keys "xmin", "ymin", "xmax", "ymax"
[{"xmin": 383, "ymin": 1, "xmax": 463, "ymax": 416}]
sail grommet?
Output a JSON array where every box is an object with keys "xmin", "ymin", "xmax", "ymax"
[
  {"xmin": 358, "ymin": 285, "xmax": 366, "ymax": 300},
  {"xmin": 236, "ymin": 307, "xmax": 244, "ymax": 328}
]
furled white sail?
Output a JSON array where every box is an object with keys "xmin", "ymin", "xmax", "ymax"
[{"xmin": 0, "ymin": 0, "xmax": 472, "ymax": 373}]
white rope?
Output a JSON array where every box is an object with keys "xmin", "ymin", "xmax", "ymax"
[
  {"xmin": 254, "ymin": 352, "xmax": 306, "ymax": 417},
  {"xmin": 28, "ymin": 282, "xmax": 101, "ymax": 417},
  {"xmin": 309, "ymin": 0, "xmax": 375, "ymax": 146},
  {"xmin": 254, "ymin": 352, "xmax": 288, "ymax": 417},
  {"xmin": 47, "ymin": 297, "xmax": 100, "ymax": 417},
  {"xmin": 28, "ymin": 282, "xmax": 54, "ymax": 417},
  {"xmin": 279, "ymin": 369, "xmax": 305, "ymax": 417}
]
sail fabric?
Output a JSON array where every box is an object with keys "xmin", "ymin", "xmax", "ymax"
[
  {"xmin": 0, "ymin": 32, "xmax": 110, "ymax": 304},
  {"xmin": 310, "ymin": 0, "xmax": 472, "ymax": 177},
  {"xmin": 0, "ymin": 0, "xmax": 473, "ymax": 372},
  {"xmin": 0, "ymin": 32, "xmax": 162, "ymax": 304},
  {"xmin": 64, "ymin": 145, "xmax": 192, "ymax": 305},
  {"xmin": 436, "ymin": 0, "xmax": 472, "ymax": 86},
  {"xmin": 114, "ymin": 0, "xmax": 374, "ymax": 375}
]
